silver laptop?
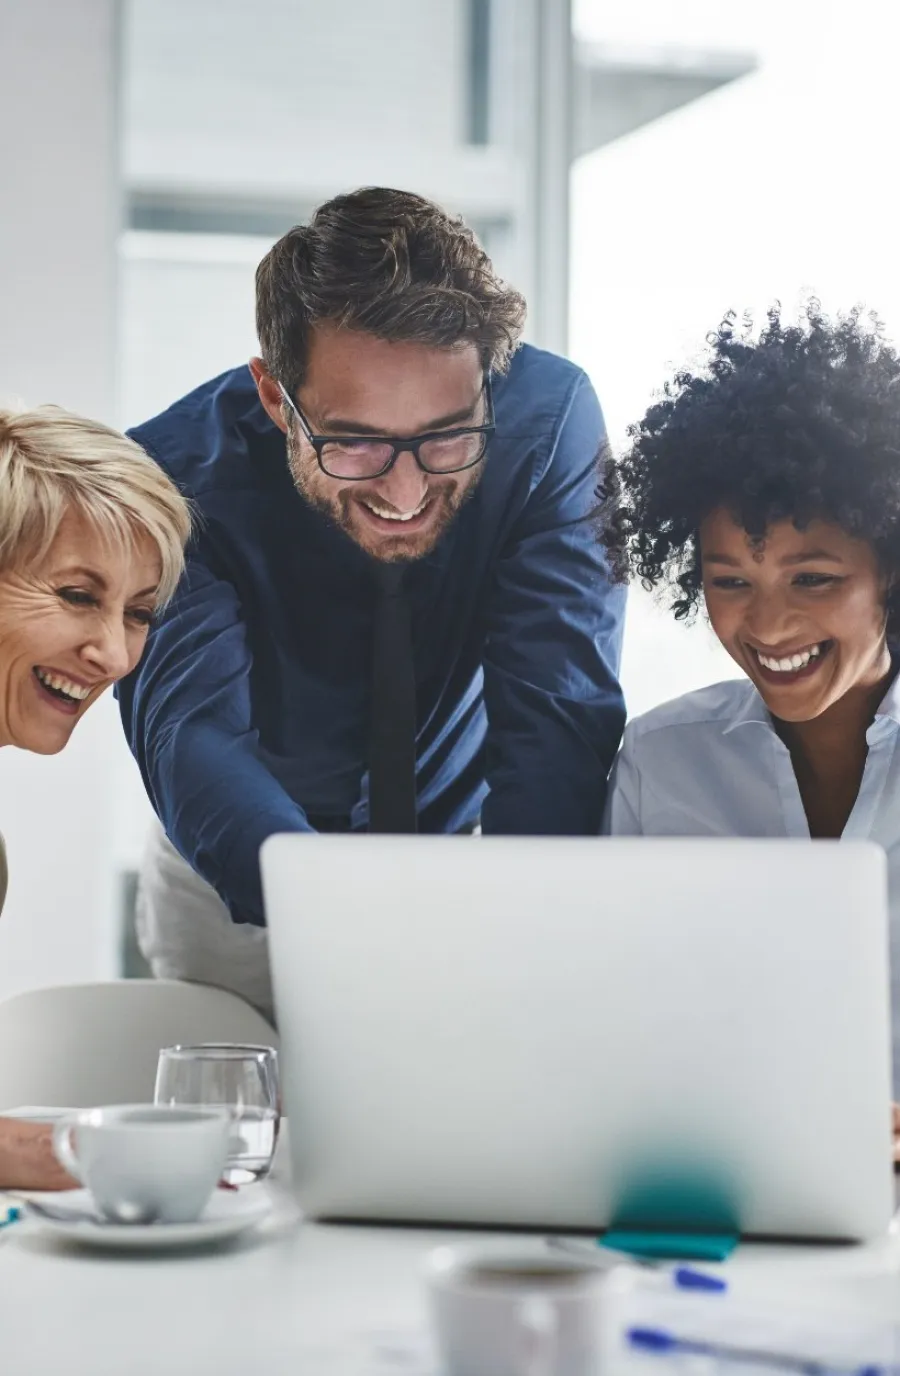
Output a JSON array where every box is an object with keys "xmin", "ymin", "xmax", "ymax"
[{"xmin": 261, "ymin": 835, "xmax": 894, "ymax": 1241}]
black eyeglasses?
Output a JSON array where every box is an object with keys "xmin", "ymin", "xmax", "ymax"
[{"xmin": 278, "ymin": 377, "xmax": 495, "ymax": 481}]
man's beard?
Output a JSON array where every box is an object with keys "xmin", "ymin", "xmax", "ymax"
[{"xmin": 286, "ymin": 434, "xmax": 482, "ymax": 562}]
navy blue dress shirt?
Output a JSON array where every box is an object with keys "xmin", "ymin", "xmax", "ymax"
[{"xmin": 119, "ymin": 344, "xmax": 626, "ymax": 926}]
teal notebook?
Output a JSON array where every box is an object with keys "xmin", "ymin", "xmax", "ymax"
[
  {"xmin": 602, "ymin": 1225, "xmax": 738, "ymax": 1261},
  {"xmin": 601, "ymin": 1163, "xmax": 740, "ymax": 1261}
]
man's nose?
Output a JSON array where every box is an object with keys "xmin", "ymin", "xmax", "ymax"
[{"xmin": 373, "ymin": 450, "xmax": 429, "ymax": 514}]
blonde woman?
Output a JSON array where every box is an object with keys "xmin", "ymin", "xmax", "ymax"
[{"xmin": 0, "ymin": 404, "xmax": 190, "ymax": 1188}]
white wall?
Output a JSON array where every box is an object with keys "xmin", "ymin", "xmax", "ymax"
[
  {"xmin": 121, "ymin": 0, "xmax": 522, "ymax": 226},
  {"xmin": 124, "ymin": 0, "xmax": 468, "ymax": 191},
  {"xmin": 120, "ymin": 233, "xmax": 262, "ymax": 425},
  {"xmin": 0, "ymin": 0, "xmax": 126, "ymax": 999},
  {"xmin": 570, "ymin": 0, "xmax": 900, "ymax": 718}
]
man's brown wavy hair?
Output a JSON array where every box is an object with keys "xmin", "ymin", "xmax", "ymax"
[{"xmin": 256, "ymin": 187, "xmax": 527, "ymax": 395}]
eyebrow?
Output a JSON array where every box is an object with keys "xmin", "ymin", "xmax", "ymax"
[
  {"xmin": 780, "ymin": 550, "xmax": 844, "ymax": 566},
  {"xmin": 703, "ymin": 550, "xmax": 844, "ymax": 567},
  {"xmin": 54, "ymin": 565, "xmax": 159, "ymax": 598},
  {"xmin": 701, "ymin": 554, "xmax": 740, "ymax": 567},
  {"xmin": 318, "ymin": 393, "xmax": 482, "ymax": 436}
]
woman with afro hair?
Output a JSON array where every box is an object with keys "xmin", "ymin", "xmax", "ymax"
[{"xmin": 602, "ymin": 303, "xmax": 900, "ymax": 1108}]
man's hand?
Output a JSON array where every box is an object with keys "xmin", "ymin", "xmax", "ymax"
[
  {"xmin": 0, "ymin": 1119, "xmax": 77, "ymax": 1191},
  {"xmin": 892, "ymin": 1104, "xmax": 900, "ymax": 1165}
]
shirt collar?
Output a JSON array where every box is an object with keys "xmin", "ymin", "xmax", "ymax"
[
  {"xmin": 721, "ymin": 679, "xmax": 772, "ymax": 735},
  {"xmin": 874, "ymin": 661, "xmax": 900, "ymax": 727},
  {"xmin": 720, "ymin": 660, "xmax": 900, "ymax": 736}
]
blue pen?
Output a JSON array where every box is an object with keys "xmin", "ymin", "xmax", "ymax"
[
  {"xmin": 628, "ymin": 1325, "xmax": 892, "ymax": 1376},
  {"xmin": 667, "ymin": 1265, "xmax": 727, "ymax": 1292},
  {"xmin": 545, "ymin": 1237, "xmax": 727, "ymax": 1292},
  {"xmin": 0, "ymin": 1206, "xmax": 21, "ymax": 1229}
]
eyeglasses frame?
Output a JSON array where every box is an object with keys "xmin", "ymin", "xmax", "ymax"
[{"xmin": 277, "ymin": 375, "xmax": 495, "ymax": 480}]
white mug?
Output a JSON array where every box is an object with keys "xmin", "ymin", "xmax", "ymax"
[
  {"xmin": 52, "ymin": 1104, "xmax": 233, "ymax": 1224},
  {"xmin": 426, "ymin": 1243, "xmax": 607, "ymax": 1376}
]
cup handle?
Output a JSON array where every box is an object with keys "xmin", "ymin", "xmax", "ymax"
[
  {"xmin": 51, "ymin": 1120, "xmax": 84, "ymax": 1184},
  {"xmin": 517, "ymin": 1296, "xmax": 558, "ymax": 1376}
]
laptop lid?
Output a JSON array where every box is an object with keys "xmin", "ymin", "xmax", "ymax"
[{"xmin": 262, "ymin": 835, "xmax": 893, "ymax": 1240}]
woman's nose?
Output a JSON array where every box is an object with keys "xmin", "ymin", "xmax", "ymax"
[
  {"xmin": 83, "ymin": 619, "xmax": 133, "ymax": 680},
  {"xmin": 743, "ymin": 589, "xmax": 795, "ymax": 642}
]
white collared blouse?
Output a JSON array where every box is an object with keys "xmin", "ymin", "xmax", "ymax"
[{"xmin": 604, "ymin": 675, "xmax": 900, "ymax": 1089}]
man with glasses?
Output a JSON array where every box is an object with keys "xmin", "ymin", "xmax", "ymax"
[{"xmin": 118, "ymin": 187, "xmax": 626, "ymax": 1015}]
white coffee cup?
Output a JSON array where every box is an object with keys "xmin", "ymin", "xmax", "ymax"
[
  {"xmin": 426, "ymin": 1242, "xmax": 607, "ymax": 1376},
  {"xmin": 52, "ymin": 1104, "xmax": 233, "ymax": 1224}
]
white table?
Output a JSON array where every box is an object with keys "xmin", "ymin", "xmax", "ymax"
[{"xmin": 3, "ymin": 1174, "xmax": 900, "ymax": 1376}]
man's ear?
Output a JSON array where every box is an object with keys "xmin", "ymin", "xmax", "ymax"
[{"xmin": 249, "ymin": 357, "xmax": 288, "ymax": 433}]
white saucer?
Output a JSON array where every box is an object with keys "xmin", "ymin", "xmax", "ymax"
[
  {"xmin": 6, "ymin": 1106, "xmax": 72, "ymax": 1121},
  {"xmin": 22, "ymin": 1188, "xmax": 273, "ymax": 1251}
]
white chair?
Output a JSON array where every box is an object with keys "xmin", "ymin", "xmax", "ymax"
[{"xmin": 0, "ymin": 980, "xmax": 278, "ymax": 1111}]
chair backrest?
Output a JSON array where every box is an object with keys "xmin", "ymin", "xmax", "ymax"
[{"xmin": 0, "ymin": 980, "xmax": 278, "ymax": 1111}]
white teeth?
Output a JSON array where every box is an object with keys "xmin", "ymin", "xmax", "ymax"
[
  {"xmin": 757, "ymin": 644, "xmax": 823, "ymax": 674},
  {"xmin": 362, "ymin": 498, "xmax": 427, "ymax": 523},
  {"xmin": 35, "ymin": 668, "xmax": 90, "ymax": 701}
]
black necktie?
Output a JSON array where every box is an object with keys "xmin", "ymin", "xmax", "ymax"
[{"xmin": 368, "ymin": 563, "xmax": 418, "ymax": 833}]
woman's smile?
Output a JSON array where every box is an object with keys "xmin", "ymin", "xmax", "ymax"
[
  {"xmin": 31, "ymin": 665, "xmax": 98, "ymax": 715},
  {"xmin": 745, "ymin": 638, "xmax": 835, "ymax": 687}
]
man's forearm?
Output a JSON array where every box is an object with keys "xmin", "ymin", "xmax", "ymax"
[{"xmin": 0, "ymin": 1119, "xmax": 76, "ymax": 1191}]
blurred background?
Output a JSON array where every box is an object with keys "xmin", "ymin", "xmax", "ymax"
[{"xmin": 0, "ymin": 0, "xmax": 893, "ymax": 997}]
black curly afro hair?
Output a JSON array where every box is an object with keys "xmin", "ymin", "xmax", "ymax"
[{"xmin": 601, "ymin": 302, "xmax": 900, "ymax": 632}]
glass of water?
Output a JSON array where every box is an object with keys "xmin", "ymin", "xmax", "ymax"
[{"xmin": 154, "ymin": 1043, "xmax": 279, "ymax": 1185}]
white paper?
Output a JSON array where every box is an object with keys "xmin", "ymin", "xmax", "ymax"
[{"xmin": 610, "ymin": 1271, "xmax": 900, "ymax": 1372}]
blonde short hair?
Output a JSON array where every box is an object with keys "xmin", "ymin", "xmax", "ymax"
[{"xmin": 0, "ymin": 404, "xmax": 191, "ymax": 605}]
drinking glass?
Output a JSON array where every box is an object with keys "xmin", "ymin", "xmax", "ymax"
[{"xmin": 154, "ymin": 1043, "xmax": 279, "ymax": 1184}]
